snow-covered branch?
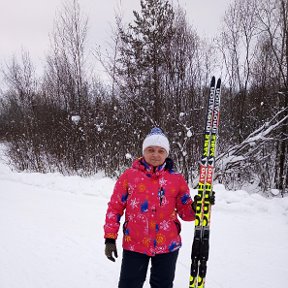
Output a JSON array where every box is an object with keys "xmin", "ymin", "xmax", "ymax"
[{"xmin": 219, "ymin": 107, "xmax": 288, "ymax": 161}]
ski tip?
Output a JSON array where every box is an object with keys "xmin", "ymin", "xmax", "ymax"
[
  {"xmin": 211, "ymin": 76, "xmax": 215, "ymax": 86},
  {"xmin": 216, "ymin": 78, "xmax": 221, "ymax": 87}
]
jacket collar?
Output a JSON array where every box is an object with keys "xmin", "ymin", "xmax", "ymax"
[{"xmin": 132, "ymin": 157, "xmax": 166, "ymax": 177}]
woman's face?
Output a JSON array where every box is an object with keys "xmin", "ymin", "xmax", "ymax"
[{"xmin": 143, "ymin": 146, "xmax": 168, "ymax": 167}]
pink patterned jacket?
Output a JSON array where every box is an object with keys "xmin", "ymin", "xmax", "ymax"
[{"xmin": 104, "ymin": 157, "xmax": 195, "ymax": 256}]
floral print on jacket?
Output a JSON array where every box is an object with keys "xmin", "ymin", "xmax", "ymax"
[{"xmin": 104, "ymin": 157, "xmax": 195, "ymax": 256}]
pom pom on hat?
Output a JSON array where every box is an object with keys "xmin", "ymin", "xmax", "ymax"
[{"xmin": 142, "ymin": 127, "xmax": 170, "ymax": 155}]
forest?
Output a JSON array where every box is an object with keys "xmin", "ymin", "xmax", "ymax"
[{"xmin": 0, "ymin": 0, "xmax": 287, "ymax": 197}]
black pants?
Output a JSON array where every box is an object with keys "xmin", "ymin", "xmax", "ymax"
[{"xmin": 118, "ymin": 249, "xmax": 179, "ymax": 288}]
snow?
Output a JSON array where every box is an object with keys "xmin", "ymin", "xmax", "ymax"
[
  {"xmin": 71, "ymin": 115, "xmax": 81, "ymax": 125},
  {"xmin": 187, "ymin": 130, "xmax": 193, "ymax": 138},
  {"xmin": 125, "ymin": 153, "xmax": 132, "ymax": 159},
  {"xmin": 0, "ymin": 147, "xmax": 288, "ymax": 288}
]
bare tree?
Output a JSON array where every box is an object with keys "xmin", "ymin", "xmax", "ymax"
[
  {"xmin": 217, "ymin": 0, "xmax": 259, "ymax": 143},
  {"xmin": 254, "ymin": 0, "xmax": 288, "ymax": 194},
  {"xmin": 215, "ymin": 0, "xmax": 288, "ymax": 194},
  {"xmin": 45, "ymin": 0, "xmax": 88, "ymax": 114},
  {"xmin": 1, "ymin": 51, "xmax": 45, "ymax": 171}
]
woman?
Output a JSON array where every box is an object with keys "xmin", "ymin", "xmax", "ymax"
[{"xmin": 103, "ymin": 127, "xmax": 214, "ymax": 288}]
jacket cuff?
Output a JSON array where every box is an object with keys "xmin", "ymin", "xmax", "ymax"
[{"xmin": 105, "ymin": 238, "xmax": 116, "ymax": 244}]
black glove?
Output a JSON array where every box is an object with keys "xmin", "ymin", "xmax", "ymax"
[
  {"xmin": 105, "ymin": 238, "xmax": 118, "ymax": 262},
  {"xmin": 191, "ymin": 191, "xmax": 216, "ymax": 212},
  {"xmin": 191, "ymin": 195, "xmax": 201, "ymax": 212},
  {"xmin": 209, "ymin": 191, "xmax": 215, "ymax": 205}
]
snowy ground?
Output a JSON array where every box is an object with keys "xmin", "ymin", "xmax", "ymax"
[{"xmin": 1, "ymin": 149, "xmax": 288, "ymax": 288}]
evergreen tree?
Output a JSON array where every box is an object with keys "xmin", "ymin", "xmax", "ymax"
[{"xmin": 117, "ymin": 0, "xmax": 175, "ymax": 126}]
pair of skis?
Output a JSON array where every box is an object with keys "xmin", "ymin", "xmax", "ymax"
[{"xmin": 189, "ymin": 76, "xmax": 221, "ymax": 288}]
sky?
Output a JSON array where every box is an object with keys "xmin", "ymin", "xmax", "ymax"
[
  {"xmin": 0, "ymin": 0, "xmax": 232, "ymax": 76},
  {"xmin": 0, "ymin": 143, "xmax": 288, "ymax": 288}
]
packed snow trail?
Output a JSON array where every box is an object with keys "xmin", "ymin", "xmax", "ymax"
[{"xmin": 0, "ymin": 158, "xmax": 288, "ymax": 288}]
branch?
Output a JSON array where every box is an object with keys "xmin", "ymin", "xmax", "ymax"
[
  {"xmin": 218, "ymin": 107, "xmax": 288, "ymax": 161},
  {"xmin": 92, "ymin": 47, "xmax": 156, "ymax": 126}
]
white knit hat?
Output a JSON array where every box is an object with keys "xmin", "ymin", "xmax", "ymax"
[{"xmin": 142, "ymin": 127, "xmax": 170, "ymax": 155}]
